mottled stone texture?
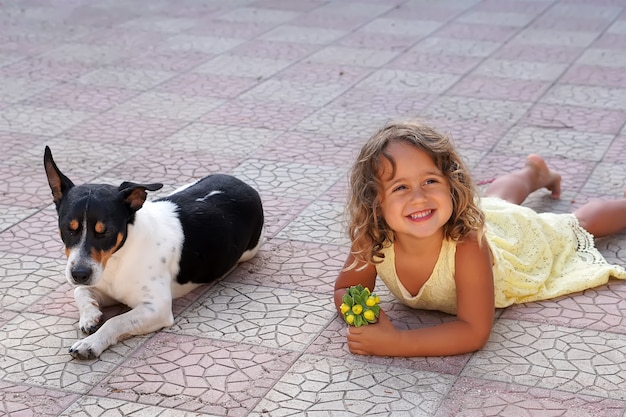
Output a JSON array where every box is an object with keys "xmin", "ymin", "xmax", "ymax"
[{"xmin": 1, "ymin": 0, "xmax": 625, "ymax": 416}]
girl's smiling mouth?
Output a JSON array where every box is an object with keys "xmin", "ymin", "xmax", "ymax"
[{"xmin": 408, "ymin": 209, "xmax": 434, "ymax": 220}]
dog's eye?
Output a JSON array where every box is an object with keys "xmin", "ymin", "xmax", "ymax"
[
  {"xmin": 93, "ymin": 222, "xmax": 109, "ymax": 238},
  {"xmin": 94, "ymin": 221, "xmax": 106, "ymax": 235},
  {"xmin": 67, "ymin": 219, "xmax": 80, "ymax": 236}
]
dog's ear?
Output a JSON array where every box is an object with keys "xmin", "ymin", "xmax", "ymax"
[
  {"xmin": 118, "ymin": 182, "xmax": 164, "ymax": 213},
  {"xmin": 44, "ymin": 146, "xmax": 75, "ymax": 207}
]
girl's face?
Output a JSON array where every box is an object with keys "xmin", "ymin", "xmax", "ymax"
[{"xmin": 378, "ymin": 141, "xmax": 453, "ymax": 242}]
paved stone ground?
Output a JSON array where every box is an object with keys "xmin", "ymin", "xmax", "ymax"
[{"xmin": 1, "ymin": 0, "xmax": 625, "ymax": 415}]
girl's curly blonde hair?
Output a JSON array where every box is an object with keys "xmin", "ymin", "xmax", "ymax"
[{"xmin": 346, "ymin": 121, "xmax": 485, "ymax": 269}]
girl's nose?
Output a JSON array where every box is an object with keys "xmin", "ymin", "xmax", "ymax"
[{"xmin": 410, "ymin": 187, "xmax": 427, "ymax": 202}]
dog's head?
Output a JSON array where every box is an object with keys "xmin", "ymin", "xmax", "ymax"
[{"xmin": 44, "ymin": 146, "xmax": 163, "ymax": 286}]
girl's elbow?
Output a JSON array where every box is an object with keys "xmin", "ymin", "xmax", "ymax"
[
  {"xmin": 471, "ymin": 326, "xmax": 493, "ymax": 351},
  {"xmin": 463, "ymin": 322, "xmax": 493, "ymax": 353},
  {"xmin": 472, "ymin": 335, "xmax": 490, "ymax": 352}
]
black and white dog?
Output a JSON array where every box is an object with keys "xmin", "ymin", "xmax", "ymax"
[{"xmin": 44, "ymin": 147, "xmax": 264, "ymax": 359}]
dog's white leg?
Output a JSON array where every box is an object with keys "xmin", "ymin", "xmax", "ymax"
[
  {"xmin": 74, "ymin": 286, "xmax": 115, "ymax": 335},
  {"xmin": 69, "ymin": 298, "xmax": 174, "ymax": 360}
]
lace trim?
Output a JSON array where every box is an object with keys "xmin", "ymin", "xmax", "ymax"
[{"xmin": 568, "ymin": 214, "xmax": 607, "ymax": 265}]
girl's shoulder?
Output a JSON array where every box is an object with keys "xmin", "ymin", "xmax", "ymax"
[{"xmin": 454, "ymin": 231, "xmax": 493, "ymax": 269}]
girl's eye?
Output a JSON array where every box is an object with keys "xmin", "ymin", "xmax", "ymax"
[
  {"xmin": 424, "ymin": 178, "xmax": 438, "ymax": 185},
  {"xmin": 392, "ymin": 185, "xmax": 407, "ymax": 192}
]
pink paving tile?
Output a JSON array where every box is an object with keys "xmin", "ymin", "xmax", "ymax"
[
  {"xmin": 63, "ymin": 112, "xmax": 189, "ymax": 146},
  {"xmin": 472, "ymin": 153, "xmax": 595, "ymax": 196},
  {"xmin": 145, "ymin": 1, "xmax": 227, "ymax": 18},
  {"xmin": 23, "ymin": 83, "xmax": 139, "ymax": 112},
  {"xmin": 473, "ymin": 0, "xmax": 552, "ymax": 14},
  {"xmin": 561, "ymin": 64, "xmax": 626, "ymax": 88},
  {"xmin": 27, "ymin": 283, "xmax": 79, "ymax": 319},
  {"xmin": 27, "ymin": 279, "xmax": 210, "ymax": 321},
  {"xmin": 27, "ymin": 281, "xmax": 132, "ymax": 320},
  {"xmin": 388, "ymin": 52, "xmax": 482, "ymax": 75},
  {"xmin": 308, "ymin": 305, "xmax": 471, "ymax": 376},
  {"xmin": 322, "ymin": 175, "xmax": 350, "ymax": 204},
  {"xmin": 65, "ymin": 5, "xmax": 141, "ymax": 27},
  {"xmin": 520, "ymin": 103, "xmax": 626, "ymax": 135},
  {"xmin": 384, "ymin": 4, "xmax": 465, "ymax": 21},
  {"xmin": 155, "ymin": 72, "xmax": 261, "ymax": 99},
  {"xmin": 226, "ymin": 238, "xmax": 346, "ymax": 292},
  {"xmin": 0, "ymin": 56, "xmax": 96, "ymax": 81},
  {"xmin": 435, "ymin": 22, "xmax": 520, "ymax": 42},
  {"xmin": 0, "ymin": 208, "xmax": 63, "ymax": 258},
  {"xmin": 275, "ymin": 61, "xmax": 372, "ymax": 86},
  {"xmin": 0, "ymin": 164, "xmax": 54, "ymax": 209},
  {"xmin": 448, "ymin": 75, "xmax": 551, "ymax": 102},
  {"xmin": 200, "ymin": 98, "xmax": 318, "ymax": 131},
  {"xmin": 249, "ymin": 0, "xmax": 327, "ymax": 11},
  {"xmin": 0, "ymin": 381, "xmax": 80, "ymax": 417},
  {"xmin": 258, "ymin": 196, "xmax": 312, "ymax": 239},
  {"xmin": 105, "ymin": 148, "xmax": 242, "ymax": 185},
  {"xmin": 0, "ymin": 131, "xmax": 48, "ymax": 161},
  {"xmin": 501, "ymin": 280, "xmax": 626, "ymax": 334},
  {"xmin": 329, "ymin": 88, "xmax": 434, "ymax": 118},
  {"xmin": 0, "ymin": 310, "xmax": 18, "ymax": 329},
  {"xmin": 91, "ymin": 332, "xmax": 299, "ymax": 417},
  {"xmin": 436, "ymin": 376, "xmax": 626, "ymax": 417},
  {"xmin": 254, "ymin": 130, "xmax": 363, "ymax": 166},
  {"xmin": 336, "ymin": 31, "xmax": 423, "ymax": 51},
  {"xmin": 494, "ymin": 43, "xmax": 584, "ymax": 64}
]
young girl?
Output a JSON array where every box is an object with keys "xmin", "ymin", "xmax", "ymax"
[{"xmin": 334, "ymin": 121, "xmax": 626, "ymax": 357}]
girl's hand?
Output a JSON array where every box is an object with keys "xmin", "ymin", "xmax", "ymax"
[{"xmin": 345, "ymin": 310, "xmax": 400, "ymax": 356}]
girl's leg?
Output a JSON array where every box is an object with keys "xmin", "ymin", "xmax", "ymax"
[
  {"xmin": 574, "ymin": 191, "xmax": 626, "ymax": 238},
  {"xmin": 485, "ymin": 154, "xmax": 561, "ymax": 205}
]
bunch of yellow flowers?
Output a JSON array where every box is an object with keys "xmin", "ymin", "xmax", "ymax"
[{"xmin": 340, "ymin": 285, "xmax": 381, "ymax": 327}]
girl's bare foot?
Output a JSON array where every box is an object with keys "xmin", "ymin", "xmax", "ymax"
[{"xmin": 525, "ymin": 154, "xmax": 562, "ymax": 199}]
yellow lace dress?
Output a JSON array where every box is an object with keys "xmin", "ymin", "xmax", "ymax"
[{"xmin": 375, "ymin": 197, "xmax": 626, "ymax": 315}]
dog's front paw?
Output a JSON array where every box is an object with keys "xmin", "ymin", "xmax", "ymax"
[
  {"xmin": 69, "ymin": 335, "xmax": 105, "ymax": 360},
  {"xmin": 78, "ymin": 309, "xmax": 102, "ymax": 335}
]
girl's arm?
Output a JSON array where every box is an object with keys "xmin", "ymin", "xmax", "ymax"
[
  {"xmin": 333, "ymin": 252, "xmax": 378, "ymax": 313},
  {"xmin": 346, "ymin": 234, "xmax": 495, "ymax": 357}
]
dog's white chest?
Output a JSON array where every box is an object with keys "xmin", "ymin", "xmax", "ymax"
[{"xmin": 98, "ymin": 201, "xmax": 186, "ymax": 306}]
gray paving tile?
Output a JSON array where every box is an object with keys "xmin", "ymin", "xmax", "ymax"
[
  {"xmin": 0, "ymin": 313, "xmax": 145, "ymax": 393},
  {"xmin": 495, "ymin": 126, "xmax": 615, "ymax": 161},
  {"xmin": 250, "ymin": 355, "xmax": 456, "ymax": 417},
  {"xmin": 170, "ymin": 282, "xmax": 335, "ymax": 351},
  {"xmin": 463, "ymin": 319, "xmax": 626, "ymax": 401},
  {"xmin": 1, "ymin": 0, "xmax": 626, "ymax": 415}
]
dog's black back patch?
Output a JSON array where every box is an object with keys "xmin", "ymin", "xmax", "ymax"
[{"xmin": 159, "ymin": 174, "xmax": 263, "ymax": 284}]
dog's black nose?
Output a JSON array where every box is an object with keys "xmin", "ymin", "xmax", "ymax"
[{"xmin": 71, "ymin": 266, "xmax": 92, "ymax": 284}]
